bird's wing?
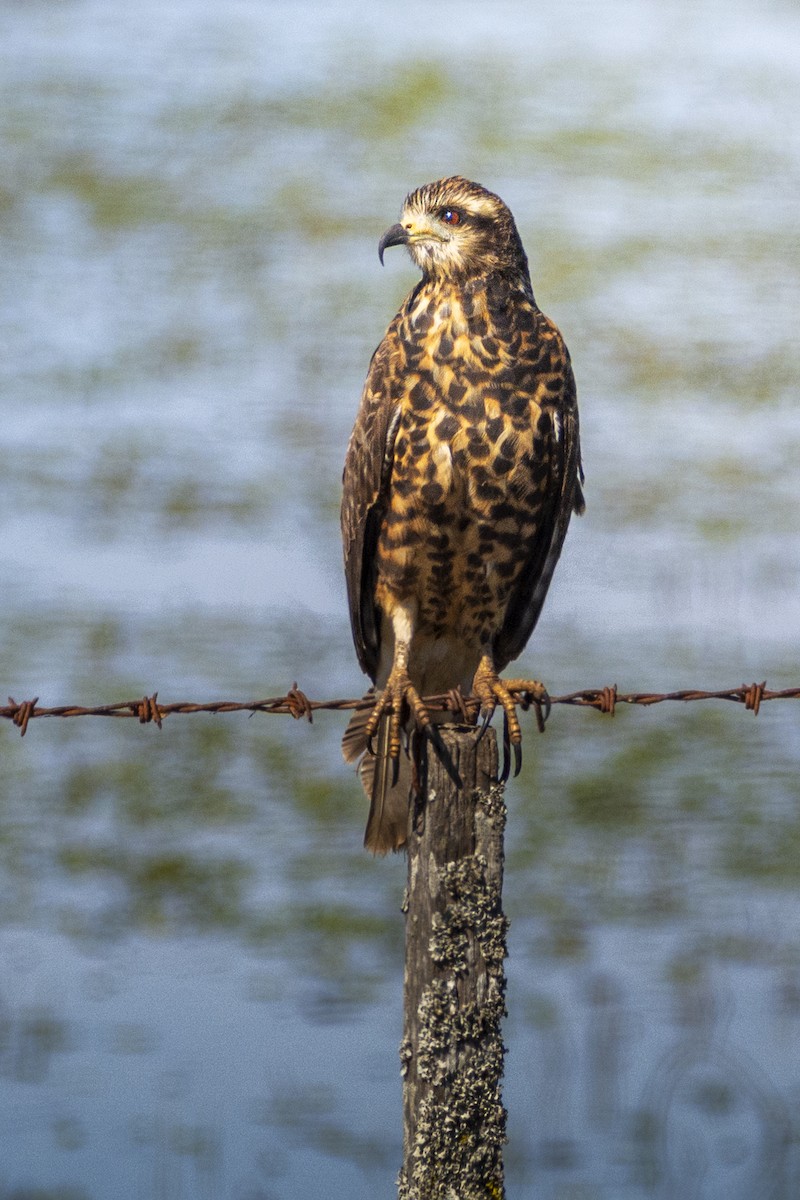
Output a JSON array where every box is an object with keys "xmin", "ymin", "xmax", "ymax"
[
  {"xmin": 341, "ymin": 315, "xmax": 404, "ymax": 681},
  {"xmin": 492, "ymin": 318, "xmax": 585, "ymax": 671}
]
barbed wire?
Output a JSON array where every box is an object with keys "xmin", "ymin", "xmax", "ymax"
[{"xmin": 2, "ymin": 680, "xmax": 796, "ymax": 737}]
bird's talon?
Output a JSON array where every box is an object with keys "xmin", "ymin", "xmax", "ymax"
[
  {"xmin": 476, "ymin": 708, "xmax": 493, "ymax": 742},
  {"xmin": 500, "ymin": 715, "xmax": 511, "ymax": 782},
  {"xmin": 364, "ymin": 715, "xmax": 379, "ymax": 744},
  {"xmin": 363, "ymin": 704, "xmax": 383, "ymax": 745}
]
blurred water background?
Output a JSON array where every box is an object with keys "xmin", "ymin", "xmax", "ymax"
[{"xmin": 1, "ymin": 0, "xmax": 799, "ymax": 1196}]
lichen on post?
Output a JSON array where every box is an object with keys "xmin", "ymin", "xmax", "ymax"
[{"xmin": 398, "ymin": 725, "xmax": 508, "ymax": 1200}]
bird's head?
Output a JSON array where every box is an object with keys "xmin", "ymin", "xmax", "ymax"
[{"xmin": 378, "ymin": 176, "xmax": 529, "ymax": 283}]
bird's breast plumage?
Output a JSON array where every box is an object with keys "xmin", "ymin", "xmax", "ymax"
[{"xmin": 373, "ymin": 276, "xmax": 566, "ymax": 661}]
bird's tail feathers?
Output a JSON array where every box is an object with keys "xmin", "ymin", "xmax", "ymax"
[
  {"xmin": 341, "ymin": 693, "xmax": 375, "ymax": 765},
  {"xmin": 342, "ymin": 699, "xmax": 411, "ymax": 854}
]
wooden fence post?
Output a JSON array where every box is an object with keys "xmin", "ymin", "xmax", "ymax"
[{"xmin": 398, "ymin": 725, "xmax": 507, "ymax": 1200}]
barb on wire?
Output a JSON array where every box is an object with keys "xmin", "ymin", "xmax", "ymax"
[{"xmin": 1, "ymin": 681, "xmax": 797, "ymax": 738}]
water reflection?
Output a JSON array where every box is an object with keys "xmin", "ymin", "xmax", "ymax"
[
  {"xmin": 512, "ymin": 950, "xmax": 800, "ymax": 1199},
  {"xmin": 1, "ymin": 0, "xmax": 800, "ymax": 1196},
  {"xmin": 643, "ymin": 962, "xmax": 795, "ymax": 1200}
]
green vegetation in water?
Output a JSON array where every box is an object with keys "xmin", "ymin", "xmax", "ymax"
[
  {"xmin": 722, "ymin": 800, "xmax": 800, "ymax": 885},
  {"xmin": 59, "ymin": 844, "xmax": 250, "ymax": 931},
  {"xmin": 47, "ymin": 155, "xmax": 179, "ymax": 229},
  {"xmin": 567, "ymin": 720, "xmax": 685, "ymax": 827},
  {"xmin": 214, "ymin": 60, "xmax": 453, "ymax": 140}
]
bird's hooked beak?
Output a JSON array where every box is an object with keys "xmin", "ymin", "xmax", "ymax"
[{"xmin": 378, "ymin": 222, "xmax": 409, "ymax": 265}]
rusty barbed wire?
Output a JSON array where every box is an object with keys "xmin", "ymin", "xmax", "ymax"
[{"xmin": 2, "ymin": 680, "xmax": 798, "ymax": 737}]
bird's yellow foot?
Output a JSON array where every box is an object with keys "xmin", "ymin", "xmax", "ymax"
[
  {"xmin": 363, "ymin": 667, "xmax": 431, "ymax": 766},
  {"xmin": 472, "ymin": 659, "xmax": 549, "ymax": 779},
  {"xmin": 503, "ymin": 678, "xmax": 552, "ymax": 733}
]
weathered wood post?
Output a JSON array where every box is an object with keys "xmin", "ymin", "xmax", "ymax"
[{"xmin": 398, "ymin": 725, "xmax": 508, "ymax": 1200}]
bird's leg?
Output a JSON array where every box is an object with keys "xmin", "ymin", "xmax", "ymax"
[
  {"xmin": 472, "ymin": 654, "xmax": 548, "ymax": 779},
  {"xmin": 363, "ymin": 639, "xmax": 432, "ymax": 765}
]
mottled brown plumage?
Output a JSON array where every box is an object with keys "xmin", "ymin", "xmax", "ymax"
[{"xmin": 342, "ymin": 177, "xmax": 584, "ymax": 853}]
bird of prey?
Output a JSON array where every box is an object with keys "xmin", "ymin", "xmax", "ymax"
[{"xmin": 341, "ymin": 176, "xmax": 584, "ymax": 853}]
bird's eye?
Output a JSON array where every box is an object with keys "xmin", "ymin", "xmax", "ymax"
[{"xmin": 440, "ymin": 208, "xmax": 461, "ymax": 226}]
